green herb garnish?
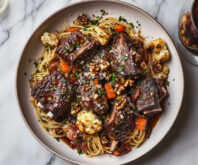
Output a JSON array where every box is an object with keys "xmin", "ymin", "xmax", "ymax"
[
  {"xmin": 100, "ymin": 9, "xmax": 108, "ymax": 16},
  {"xmin": 142, "ymin": 68, "xmax": 149, "ymax": 76},
  {"xmin": 77, "ymin": 149, "xmax": 83, "ymax": 155},
  {"xmin": 63, "ymin": 47, "xmax": 69, "ymax": 53},
  {"xmin": 50, "ymin": 85, "xmax": 57, "ymax": 91},
  {"xmin": 101, "ymin": 115, "xmax": 106, "ymax": 120},
  {"xmin": 35, "ymin": 69, "xmax": 40, "ymax": 74},
  {"xmin": 55, "ymin": 138, "xmax": 60, "ymax": 142},
  {"xmin": 165, "ymin": 81, "xmax": 170, "ymax": 86},
  {"xmin": 45, "ymin": 43, "xmax": 50, "ymax": 51},
  {"xmin": 98, "ymin": 89, "xmax": 105, "ymax": 95},
  {"xmin": 34, "ymin": 61, "xmax": 38, "ymax": 68},
  {"xmin": 119, "ymin": 16, "xmax": 135, "ymax": 28},
  {"xmin": 111, "ymin": 73, "xmax": 117, "ymax": 83},
  {"xmin": 120, "ymin": 65, "xmax": 125, "ymax": 72},
  {"xmin": 119, "ymin": 16, "xmax": 127, "ymax": 23},
  {"xmin": 91, "ymin": 19, "xmax": 99, "ymax": 26}
]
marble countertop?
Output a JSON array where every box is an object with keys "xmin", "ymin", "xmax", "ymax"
[{"xmin": 0, "ymin": 0, "xmax": 198, "ymax": 164}]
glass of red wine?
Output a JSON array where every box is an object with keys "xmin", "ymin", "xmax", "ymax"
[{"xmin": 177, "ymin": 0, "xmax": 198, "ymax": 65}]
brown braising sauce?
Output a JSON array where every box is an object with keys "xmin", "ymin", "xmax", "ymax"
[{"xmin": 149, "ymin": 113, "xmax": 162, "ymax": 130}]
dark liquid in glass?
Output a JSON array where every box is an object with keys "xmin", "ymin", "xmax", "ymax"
[{"xmin": 180, "ymin": 0, "xmax": 198, "ymax": 53}]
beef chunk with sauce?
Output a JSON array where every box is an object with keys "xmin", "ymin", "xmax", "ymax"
[
  {"xmin": 109, "ymin": 32, "xmax": 145, "ymax": 77},
  {"xmin": 136, "ymin": 78, "xmax": 167, "ymax": 117},
  {"xmin": 31, "ymin": 70, "xmax": 75, "ymax": 121},
  {"xmin": 106, "ymin": 95, "xmax": 135, "ymax": 141},
  {"xmin": 79, "ymin": 83, "xmax": 108, "ymax": 115},
  {"xmin": 56, "ymin": 30, "xmax": 98, "ymax": 64}
]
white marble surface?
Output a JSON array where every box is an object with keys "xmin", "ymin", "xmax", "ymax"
[{"xmin": 0, "ymin": 0, "xmax": 198, "ymax": 164}]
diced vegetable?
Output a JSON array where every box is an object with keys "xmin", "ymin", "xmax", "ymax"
[
  {"xmin": 60, "ymin": 60, "xmax": 71, "ymax": 73},
  {"xmin": 114, "ymin": 24, "xmax": 125, "ymax": 32},
  {"xmin": 132, "ymin": 88, "xmax": 140, "ymax": 101},
  {"xmin": 105, "ymin": 83, "xmax": 116, "ymax": 99},
  {"xmin": 94, "ymin": 79, "xmax": 99, "ymax": 85},
  {"xmin": 70, "ymin": 77, "xmax": 76, "ymax": 82},
  {"xmin": 113, "ymin": 150, "xmax": 121, "ymax": 156},
  {"xmin": 136, "ymin": 118, "xmax": 147, "ymax": 130},
  {"xmin": 67, "ymin": 27, "xmax": 80, "ymax": 32}
]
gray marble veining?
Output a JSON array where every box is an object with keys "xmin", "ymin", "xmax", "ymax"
[{"xmin": 0, "ymin": 0, "xmax": 198, "ymax": 165}]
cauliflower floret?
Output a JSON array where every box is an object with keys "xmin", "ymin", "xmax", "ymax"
[
  {"xmin": 81, "ymin": 26, "xmax": 110, "ymax": 45},
  {"xmin": 148, "ymin": 38, "xmax": 170, "ymax": 63},
  {"xmin": 76, "ymin": 110, "xmax": 102, "ymax": 135},
  {"xmin": 153, "ymin": 65, "xmax": 169, "ymax": 79},
  {"xmin": 41, "ymin": 32, "xmax": 59, "ymax": 47}
]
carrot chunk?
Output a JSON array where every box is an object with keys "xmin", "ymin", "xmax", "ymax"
[
  {"xmin": 113, "ymin": 150, "xmax": 120, "ymax": 156},
  {"xmin": 94, "ymin": 79, "xmax": 99, "ymax": 85},
  {"xmin": 114, "ymin": 24, "xmax": 125, "ymax": 32},
  {"xmin": 60, "ymin": 60, "xmax": 71, "ymax": 73},
  {"xmin": 67, "ymin": 27, "xmax": 80, "ymax": 32},
  {"xmin": 105, "ymin": 83, "xmax": 116, "ymax": 99},
  {"xmin": 136, "ymin": 118, "xmax": 147, "ymax": 130}
]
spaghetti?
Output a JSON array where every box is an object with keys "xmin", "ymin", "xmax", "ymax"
[{"xmin": 29, "ymin": 12, "xmax": 170, "ymax": 157}]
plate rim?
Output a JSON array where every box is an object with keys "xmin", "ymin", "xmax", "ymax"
[{"xmin": 15, "ymin": 0, "xmax": 184, "ymax": 164}]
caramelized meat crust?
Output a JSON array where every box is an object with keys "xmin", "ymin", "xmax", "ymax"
[
  {"xmin": 31, "ymin": 70, "xmax": 75, "ymax": 121},
  {"xmin": 109, "ymin": 32, "xmax": 145, "ymax": 77},
  {"xmin": 56, "ymin": 30, "xmax": 98, "ymax": 64}
]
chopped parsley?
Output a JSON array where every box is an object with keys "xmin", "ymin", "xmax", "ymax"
[
  {"xmin": 35, "ymin": 69, "xmax": 40, "ymax": 74},
  {"xmin": 100, "ymin": 9, "xmax": 108, "ymax": 16},
  {"xmin": 74, "ymin": 73, "xmax": 79, "ymax": 79},
  {"xmin": 101, "ymin": 115, "xmax": 106, "ymax": 120},
  {"xmin": 40, "ymin": 57, "xmax": 44, "ymax": 61},
  {"xmin": 119, "ymin": 16, "xmax": 135, "ymax": 28},
  {"xmin": 165, "ymin": 81, "xmax": 170, "ymax": 86},
  {"xmin": 77, "ymin": 149, "xmax": 83, "ymax": 155},
  {"xmin": 142, "ymin": 68, "xmax": 149, "ymax": 76},
  {"xmin": 62, "ymin": 79, "xmax": 66, "ymax": 83},
  {"xmin": 55, "ymin": 137, "xmax": 60, "ymax": 142},
  {"xmin": 46, "ymin": 128, "xmax": 49, "ymax": 132},
  {"xmin": 120, "ymin": 65, "xmax": 125, "ymax": 72},
  {"xmin": 34, "ymin": 61, "xmax": 38, "ymax": 68},
  {"xmin": 91, "ymin": 19, "xmax": 99, "ymax": 26},
  {"xmin": 172, "ymin": 78, "xmax": 175, "ymax": 81},
  {"xmin": 111, "ymin": 73, "xmax": 117, "ymax": 83},
  {"xmin": 45, "ymin": 43, "xmax": 50, "ymax": 51},
  {"xmin": 98, "ymin": 89, "xmax": 105, "ymax": 95},
  {"xmin": 50, "ymin": 85, "xmax": 57, "ymax": 91},
  {"xmin": 63, "ymin": 47, "xmax": 69, "ymax": 53},
  {"xmin": 73, "ymin": 41, "xmax": 81, "ymax": 48},
  {"xmin": 119, "ymin": 16, "xmax": 127, "ymax": 23},
  {"xmin": 129, "ymin": 22, "xmax": 135, "ymax": 28}
]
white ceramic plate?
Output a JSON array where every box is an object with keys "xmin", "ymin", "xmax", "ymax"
[{"xmin": 16, "ymin": 0, "xmax": 184, "ymax": 164}]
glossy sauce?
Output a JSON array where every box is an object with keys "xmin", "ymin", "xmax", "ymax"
[{"xmin": 149, "ymin": 113, "xmax": 161, "ymax": 130}]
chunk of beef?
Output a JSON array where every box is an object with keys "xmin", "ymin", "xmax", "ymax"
[
  {"xmin": 106, "ymin": 95, "xmax": 135, "ymax": 141},
  {"xmin": 77, "ymin": 14, "xmax": 89, "ymax": 25},
  {"xmin": 136, "ymin": 78, "xmax": 166, "ymax": 117},
  {"xmin": 31, "ymin": 70, "xmax": 75, "ymax": 121},
  {"xmin": 56, "ymin": 31, "xmax": 98, "ymax": 64},
  {"xmin": 79, "ymin": 83, "xmax": 108, "ymax": 115},
  {"xmin": 109, "ymin": 32, "xmax": 144, "ymax": 77}
]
